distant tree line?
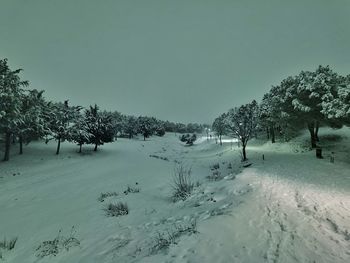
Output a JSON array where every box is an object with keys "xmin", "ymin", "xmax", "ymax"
[
  {"xmin": 0, "ymin": 58, "xmax": 205, "ymax": 161},
  {"xmin": 212, "ymin": 65, "xmax": 350, "ymax": 161}
]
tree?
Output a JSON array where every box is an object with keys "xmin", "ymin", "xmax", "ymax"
[
  {"xmin": 212, "ymin": 113, "xmax": 226, "ymax": 145},
  {"xmin": 225, "ymin": 100, "xmax": 259, "ymax": 161},
  {"xmin": 137, "ymin": 116, "xmax": 155, "ymax": 141},
  {"xmin": 121, "ymin": 115, "xmax": 138, "ymax": 139},
  {"xmin": 0, "ymin": 58, "xmax": 29, "ymax": 161},
  {"xmin": 48, "ymin": 100, "xmax": 81, "ymax": 155},
  {"xmin": 85, "ymin": 104, "xmax": 114, "ymax": 151},
  {"xmin": 69, "ymin": 111, "xmax": 90, "ymax": 153},
  {"xmin": 15, "ymin": 89, "xmax": 49, "ymax": 154}
]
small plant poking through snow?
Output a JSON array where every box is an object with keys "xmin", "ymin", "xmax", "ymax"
[
  {"xmin": 104, "ymin": 202, "xmax": 129, "ymax": 217},
  {"xmin": 150, "ymin": 220, "xmax": 198, "ymax": 254},
  {"xmin": 36, "ymin": 227, "xmax": 80, "ymax": 258},
  {"xmin": 0, "ymin": 237, "xmax": 17, "ymax": 251},
  {"xmin": 98, "ymin": 191, "xmax": 119, "ymax": 202},
  {"xmin": 171, "ymin": 165, "xmax": 194, "ymax": 202},
  {"xmin": 123, "ymin": 185, "xmax": 140, "ymax": 195},
  {"xmin": 0, "ymin": 237, "xmax": 17, "ymax": 259},
  {"xmin": 207, "ymin": 162, "xmax": 223, "ymax": 181}
]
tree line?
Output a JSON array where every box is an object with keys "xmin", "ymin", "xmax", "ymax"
[
  {"xmin": 0, "ymin": 58, "xmax": 206, "ymax": 161},
  {"xmin": 212, "ymin": 65, "xmax": 350, "ymax": 161}
]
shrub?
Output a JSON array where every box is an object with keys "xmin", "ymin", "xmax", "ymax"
[
  {"xmin": 36, "ymin": 227, "xmax": 80, "ymax": 258},
  {"xmin": 98, "ymin": 191, "xmax": 119, "ymax": 202},
  {"xmin": 171, "ymin": 165, "xmax": 194, "ymax": 201},
  {"xmin": 123, "ymin": 185, "xmax": 140, "ymax": 195},
  {"xmin": 207, "ymin": 170, "xmax": 223, "ymax": 181},
  {"xmin": 104, "ymin": 202, "xmax": 129, "ymax": 217},
  {"xmin": 150, "ymin": 220, "xmax": 198, "ymax": 254},
  {"xmin": 179, "ymin": 134, "xmax": 197, "ymax": 146},
  {"xmin": 0, "ymin": 237, "xmax": 17, "ymax": 251}
]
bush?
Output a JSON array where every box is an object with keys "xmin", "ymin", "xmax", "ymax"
[
  {"xmin": 0, "ymin": 237, "xmax": 17, "ymax": 251},
  {"xmin": 172, "ymin": 166, "xmax": 194, "ymax": 201},
  {"xmin": 179, "ymin": 134, "xmax": 197, "ymax": 146},
  {"xmin": 36, "ymin": 227, "xmax": 80, "ymax": 258},
  {"xmin": 104, "ymin": 202, "xmax": 129, "ymax": 217},
  {"xmin": 123, "ymin": 185, "xmax": 140, "ymax": 195},
  {"xmin": 98, "ymin": 191, "xmax": 119, "ymax": 202},
  {"xmin": 150, "ymin": 220, "xmax": 198, "ymax": 254}
]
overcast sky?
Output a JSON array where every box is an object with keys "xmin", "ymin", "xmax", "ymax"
[{"xmin": 1, "ymin": 0, "xmax": 349, "ymax": 123}]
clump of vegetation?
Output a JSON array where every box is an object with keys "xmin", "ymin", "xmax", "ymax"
[
  {"xmin": 123, "ymin": 185, "xmax": 140, "ymax": 195},
  {"xmin": 179, "ymin": 134, "xmax": 197, "ymax": 146},
  {"xmin": 171, "ymin": 165, "xmax": 194, "ymax": 201},
  {"xmin": 207, "ymin": 170, "xmax": 223, "ymax": 181},
  {"xmin": 36, "ymin": 227, "xmax": 80, "ymax": 258},
  {"xmin": 150, "ymin": 220, "xmax": 198, "ymax": 254},
  {"xmin": 0, "ymin": 237, "xmax": 18, "ymax": 251},
  {"xmin": 149, "ymin": 154, "xmax": 169, "ymax": 161},
  {"xmin": 0, "ymin": 237, "xmax": 18, "ymax": 258},
  {"xmin": 98, "ymin": 191, "xmax": 119, "ymax": 202},
  {"xmin": 210, "ymin": 163, "xmax": 220, "ymax": 170},
  {"xmin": 104, "ymin": 202, "xmax": 129, "ymax": 217}
]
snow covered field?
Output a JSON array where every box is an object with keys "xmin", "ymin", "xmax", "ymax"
[{"xmin": 1, "ymin": 128, "xmax": 350, "ymax": 263}]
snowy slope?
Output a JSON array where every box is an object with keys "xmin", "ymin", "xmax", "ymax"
[{"xmin": 1, "ymin": 129, "xmax": 350, "ymax": 262}]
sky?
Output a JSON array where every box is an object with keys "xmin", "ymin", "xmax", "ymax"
[{"xmin": 1, "ymin": 0, "xmax": 350, "ymax": 124}]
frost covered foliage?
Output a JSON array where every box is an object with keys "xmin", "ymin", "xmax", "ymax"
[
  {"xmin": 0, "ymin": 58, "xmax": 29, "ymax": 161},
  {"xmin": 179, "ymin": 133, "xmax": 197, "ymax": 146},
  {"xmin": 225, "ymin": 100, "xmax": 259, "ymax": 161},
  {"xmin": 98, "ymin": 191, "xmax": 119, "ymax": 202},
  {"xmin": 212, "ymin": 113, "xmax": 227, "ymax": 145},
  {"xmin": 104, "ymin": 202, "xmax": 129, "ymax": 217},
  {"xmin": 171, "ymin": 166, "xmax": 194, "ymax": 201},
  {"xmin": 35, "ymin": 227, "xmax": 80, "ymax": 258},
  {"xmin": 150, "ymin": 220, "xmax": 198, "ymax": 254},
  {"xmin": 0, "ymin": 237, "xmax": 18, "ymax": 251},
  {"xmin": 214, "ymin": 65, "xmax": 350, "ymax": 150}
]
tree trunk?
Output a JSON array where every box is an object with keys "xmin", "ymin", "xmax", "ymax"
[
  {"xmin": 19, "ymin": 134, "xmax": 23, "ymax": 155},
  {"xmin": 266, "ymin": 127, "xmax": 270, "ymax": 140},
  {"xmin": 270, "ymin": 125, "xmax": 275, "ymax": 144},
  {"xmin": 307, "ymin": 122, "xmax": 317, "ymax": 148},
  {"xmin": 219, "ymin": 134, "xmax": 222, "ymax": 146},
  {"xmin": 79, "ymin": 144, "xmax": 82, "ymax": 153},
  {"xmin": 143, "ymin": 134, "xmax": 146, "ymax": 141},
  {"xmin": 12, "ymin": 134, "xmax": 16, "ymax": 144},
  {"xmin": 56, "ymin": 137, "xmax": 61, "ymax": 155},
  {"xmin": 242, "ymin": 144, "xmax": 247, "ymax": 161},
  {"xmin": 315, "ymin": 121, "xmax": 320, "ymax": 142},
  {"xmin": 94, "ymin": 142, "xmax": 98, "ymax": 151},
  {"xmin": 3, "ymin": 132, "xmax": 11, "ymax": 161}
]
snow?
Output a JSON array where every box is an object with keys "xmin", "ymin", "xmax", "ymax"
[{"xmin": 1, "ymin": 128, "xmax": 350, "ymax": 262}]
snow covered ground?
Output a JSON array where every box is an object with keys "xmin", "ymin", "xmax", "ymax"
[{"xmin": 1, "ymin": 128, "xmax": 350, "ymax": 262}]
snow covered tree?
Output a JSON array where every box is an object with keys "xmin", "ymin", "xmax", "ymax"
[
  {"xmin": 0, "ymin": 58, "xmax": 29, "ymax": 161},
  {"xmin": 280, "ymin": 66, "xmax": 340, "ymax": 148},
  {"xmin": 121, "ymin": 115, "xmax": 138, "ymax": 139},
  {"xmin": 85, "ymin": 104, "xmax": 114, "ymax": 151},
  {"xmin": 212, "ymin": 113, "xmax": 227, "ymax": 145},
  {"xmin": 48, "ymin": 100, "xmax": 81, "ymax": 155},
  {"xmin": 225, "ymin": 100, "xmax": 259, "ymax": 161},
  {"xmin": 69, "ymin": 111, "xmax": 90, "ymax": 153},
  {"xmin": 15, "ymin": 89, "xmax": 50, "ymax": 154},
  {"xmin": 137, "ymin": 116, "xmax": 155, "ymax": 141}
]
